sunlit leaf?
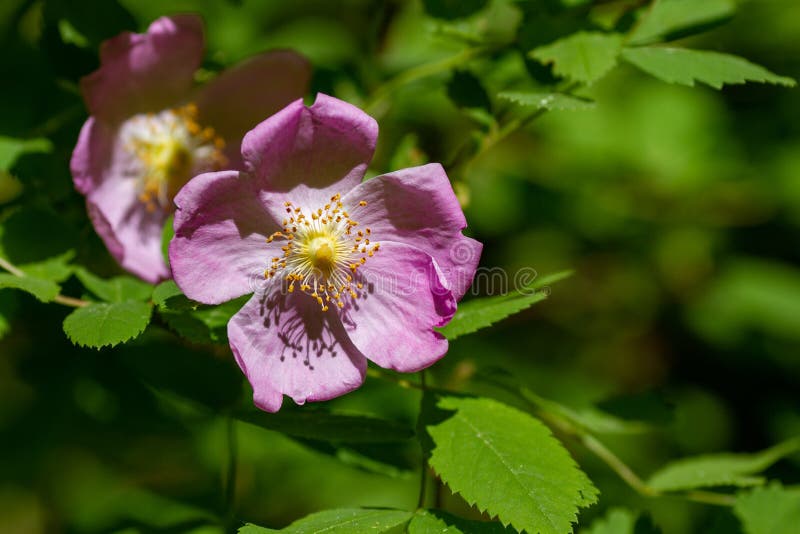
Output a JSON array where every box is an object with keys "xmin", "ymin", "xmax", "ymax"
[
  {"xmin": 408, "ymin": 510, "xmax": 514, "ymax": 533},
  {"xmin": 74, "ymin": 267, "xmax": 153, "ymax": 303},
  {"xmin": 498, "ymin": 91, "xmax": 595, "ymax": 111},
  {"xmin": 439, "ymin": 270, "xmax": 571, "ymax": 340},
  {"xmin": 734, "ymin": 483, "xmax": 800, "ymax": 534},
  {"xmin": 240, "ymin": 508, "xmax": 414, "ymax": 533},
  {"xmin": 628, "ymin": 0, "xmax": 736, "ymax": 45},
  {"xmin": 531, "ymin": 32, "xmax": 624, "ymax": 84},
  {"xmin": 422, "ymin": 395, "xmax": 598, "ymax": 534},
  {"xmin": 63, "ymin": 301, "xmax": 152, "ymax": 349},
  {"xmin": 0, "ymin": 273, "xmax": 60, "ymax": 302},
  {"xmin": 647, "ymin": 438, "xmax": 800, "ymax": 492},
  {"xmin": 152, "ymin": 280, "xmax": 186, "ymax": 308},
  {"xmin": 0, "ymin": 136, "xmax": 52, "ymax": 171},
  {"xmin": 622, "ymin": 47, "xmax": 796, "ymax": 89}
]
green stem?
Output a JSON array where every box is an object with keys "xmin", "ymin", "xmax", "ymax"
[
  {"xmin": 0, "ymin": 257, "xmax": 25, "ymax": 277},
  {"xmin": 0, "ymin": 257, "xmax": 89, "ymax": 308},
  {"xmin": 372, "ymin": 368, "xmax": 736, "ymax": 507},
  {"xmin": 450, "ymin": 81, "xmax": 583, "ymax": 175},
  {"xmin": 511, "ymin": 385, "xmax": 735, "ymax": 507},
  {"xmin": 363, "ymin": 46, "xmax": 491, "ymax": 116}
]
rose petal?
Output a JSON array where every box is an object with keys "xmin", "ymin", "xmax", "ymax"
[
  {"xmin": 81, "ymin": 14, "xmax": 204, "ymax": 123},
  {"xmin": 229, "ymin": 289, "xmax": 368, "ymax": 412},
  {"xmin": 86, "ymin": 171, "xmax": 169, "ymax": 283},
  {"xmin": 196, "ymin": 50, "xmax": 311, "ymax": 142},
  {"xmin": 171, "ymin": 170, "xmax": 283, "ymax": 305},
  {"xmin": 341, "ymin": 241, "xmax": 454, "ymax": 373},
  {"xmin": 241, "ymin": 93, "xmax": 378, "ymax": 217},
  {"xmin": 71, "ymin": 118, "xmax": 115, "ymax": 195},
  {"xmin": 342, "ymin": 163, "xmax": 482, "ymax": 299}
]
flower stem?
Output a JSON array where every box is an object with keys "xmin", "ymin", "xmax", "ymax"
[
  {"xmin": 505, "ymin": 383, "xmax": 737, "ymax": 507},
  {"xmin": 363, "ymin": 46, "xmax": 491, "ymax": 117},
  {"xmin": 0, "ymin": 257, "xmax": 25, "ymax": 277},
  {"xmin": 0, "ymin": 256, "xmax": 89, "ymax": 308},
  {"xmin": 373, "ymin": 368, "xmax": 736, "ymax": 507}
]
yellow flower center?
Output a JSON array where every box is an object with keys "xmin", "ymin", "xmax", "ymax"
[
  {"xmin": 265, "ymin": 194, "xmax": 379, "ymax": 311},
  {"xmin": 123, "ymin": 103, "xmax": 227, "ymax": 212}
]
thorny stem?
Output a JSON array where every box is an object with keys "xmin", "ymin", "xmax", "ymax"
[
  {"xmin": 0, "ymin": 256, "xmax": 89, "ymax": 308},
  {"xmin": 368, "ymin": 368, "xmax": 737, "ymax": 507}
]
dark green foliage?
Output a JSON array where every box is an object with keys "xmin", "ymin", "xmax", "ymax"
[{"xmin": 1, "ymin": 1, "xmax": 798, "ymax": 532}]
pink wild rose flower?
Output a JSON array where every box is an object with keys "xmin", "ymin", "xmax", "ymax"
[
  {"xmin": 169, "ymin": 94, "xmax": 482, "ymax": 412},
  {"xmin": 70, "ymin": 14, "xmax": 310, "ymax": 283}
]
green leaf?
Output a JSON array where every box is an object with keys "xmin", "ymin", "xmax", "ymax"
[
  {"xmin": 408, "ymin": 510, "xmax": 514, "ymax": 533},
  {"xmin": 0, "ymin": 273, "xmax": 60, "ymax": 302},
  {"xmin": 734, "ymin": 483, "xmax": 800, "ymax": 534},
  {"xmin": 155, "ymin": 289, "xmax": 247, "ymax": 344},
  {"xmin": 439, "ymin": 270, "xmax": 571, "ymax": 340},
  {"xmin": 422, "ymin": 0, "xmax": 489, "ymax": 20},
  {"xmin": 0, "ymin": 136, "xmax": 52, "ymax": 171},
  {"xmin": 582, "ymin": 508, "xmax": 636, "ymax": 534},
  {"xmin": 622, "ymin": 47, "xmax": 796, "ymax": 89},
  {"xmin": 161, "ymin": 214, "xmax": 174, "ymax": 268},
  {"xmin": 520, "ymin": 389, "xmax": 653, "ymax": 436},
  {"xmin": 239, "ymin": 525, "xmax": 277, "ymax": 534},
  {"xmin": 628, "ymin": 0, "xmax": 736, "ymax": 45},
  {"xmin": 241, "ymin": 508, "xmax": 414, "ymax": 533},
  {"xmin": 422, "ymin": 395, "xmax": 598, "ymax": 534},
  {"xmin": 647, "ymin": 437, "xmax": 800, "ymax": 492},
  {"xmin": 152, "ymin": 280, "xmax": 186, "ymax": 308},
  {"xmin": 74, "ymin": 267, "xmax": 153, "ymax": 303},
  {"xmin": 530, "ymin": 32, "xmax": 624, "ymax": 84},
  {"xmin": 237, "ymin": 409, "xmax": 415, "ymax": 443},
  {"xmin": 63, "ymin": 301, "xmax": 152, "ymax": 349},
  {"xmin": 498, "ymin": 91, "xmax": 595, "ymax": 111}
]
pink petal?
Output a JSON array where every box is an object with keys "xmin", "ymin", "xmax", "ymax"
[
  {"xmin": 73, "ymin": 116, "xmax": 169, "ymax": 282},
  {"xmin": 196, "ymin": 50, "xmax": 311, "ymax": 142},
  {"xmin": 170, "ymin": 171, "xmax": 283, "ymax": 305},
  {"xmin": 341, "ymin": 242, "xmax": 455, "ymax": 373},
  {"xmin": 241, "ymin": 93, "xmax": 378, "ymax": 217},
  {"xmin": 229, "ymin": 290, "xmax": 368, "ymax": 412},
  {"xmin": 342, "ymin": 164, "xmax": 482, "ymax": 300},
  {"xmin": 71, "ymin": 117, "xmax": 114, "ymax": 195},
  {"xmin": 86, "ymin": 171, "xmax": 169, "ymax": 283},
  {"xmin": 81, "ymin": 14, "xmax": 204, "ymax": 123}
]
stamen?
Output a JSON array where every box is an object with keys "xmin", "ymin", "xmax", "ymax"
[
  {"xmin": 124, "ymin": 103, "xmax": 227, "ymax": 212},
  {"xmin": 262, "ymin": 194, "xmax": 380, "ymax": 310}
]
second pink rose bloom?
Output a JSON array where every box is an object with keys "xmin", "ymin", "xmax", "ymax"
[{"xmin": 71, "ymin": 14, "xmax": 310, "ymax": 282}]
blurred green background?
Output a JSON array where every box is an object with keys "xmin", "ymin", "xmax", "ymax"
[{"xmin": 0, "ymin": 0, "xmax": 798, "ymax": 532}]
